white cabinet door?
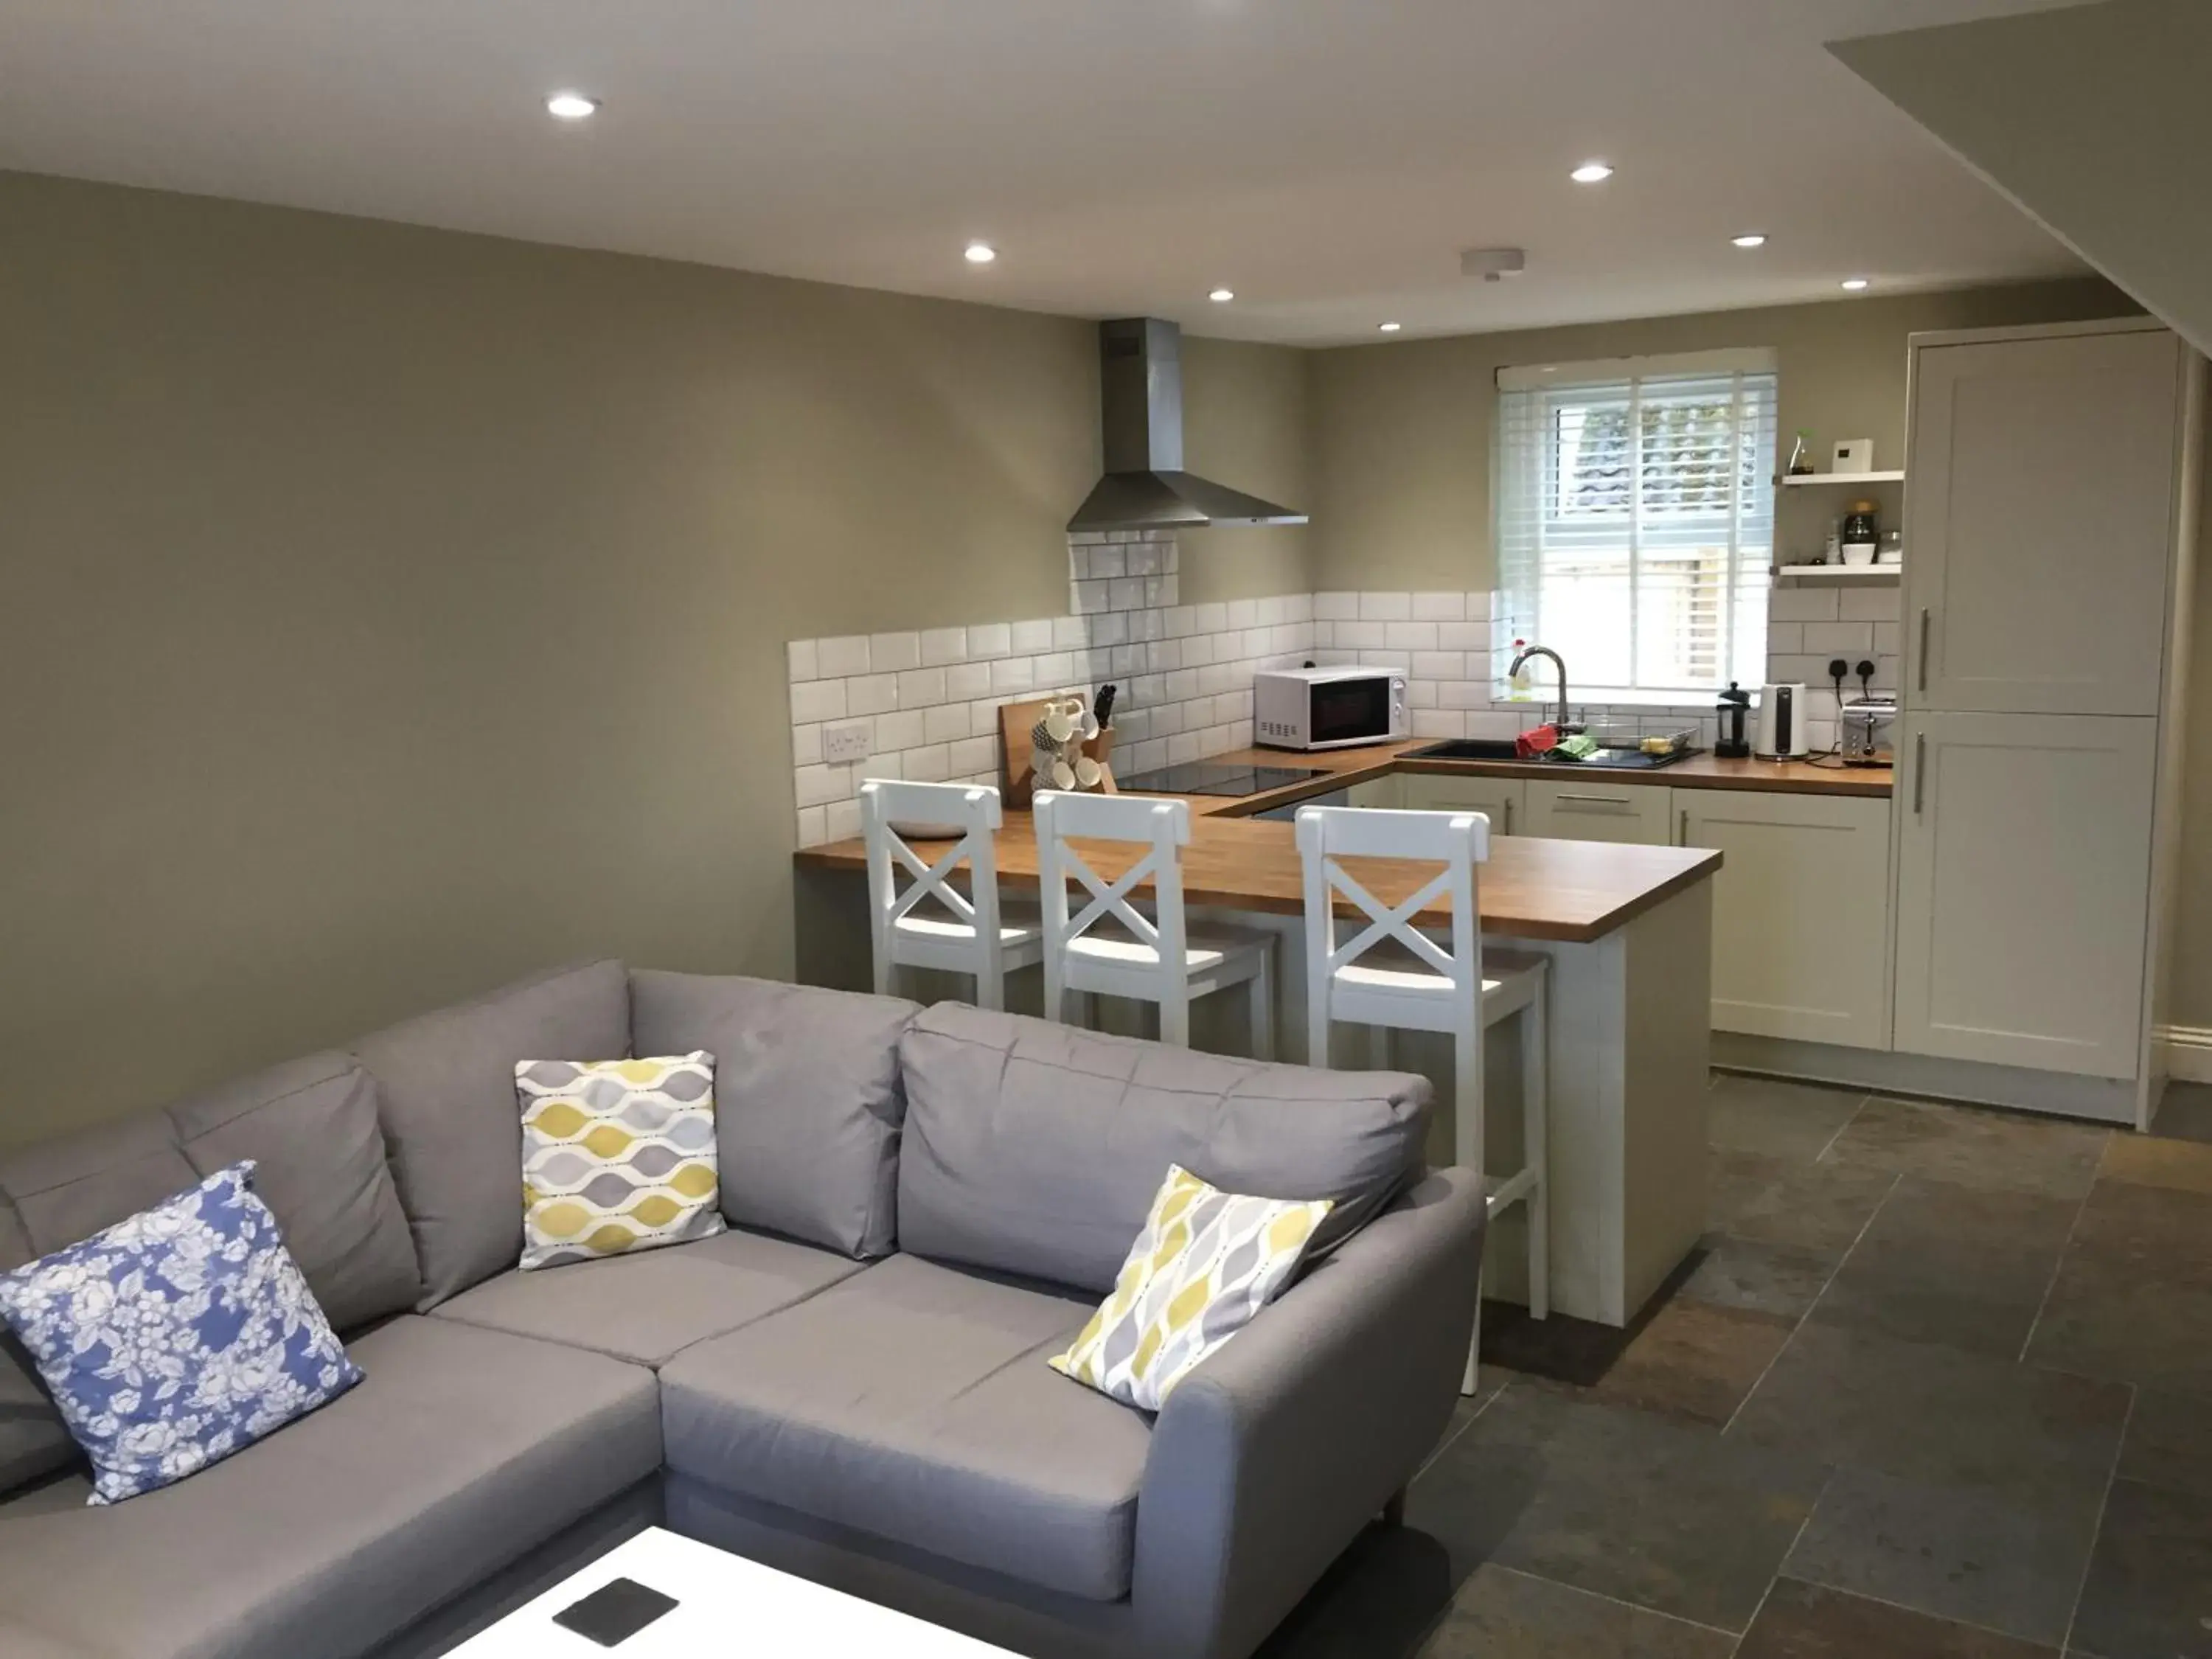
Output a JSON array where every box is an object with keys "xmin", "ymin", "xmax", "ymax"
[
  {"xmin": 1905, "ymin": 325, "xmax": 2184, "ymax": 716},
  {"xmin": 1523, "ymin": 778, "xmax": 1673, "ymax": 844},
  {"xmin": 1681, "ymin": 790, "xmax": 1893, "ymax": 1048},
  {"xmin": 1343, "ymin": 773, "xmax": 1405, "ymax": 810},
  {"xmin": 1893, "ymin": 712, "xmax": 2156, "ymax": 1078},
  {"xmin": 1399, "ymin": 772, "xmax": 1526, "ymax": 835}
]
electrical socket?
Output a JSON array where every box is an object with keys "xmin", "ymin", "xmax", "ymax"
[{"xmin": 822, "ymin": 721, "xmax": 873, "ymax": 765}]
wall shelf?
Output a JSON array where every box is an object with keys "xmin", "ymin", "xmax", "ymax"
[
  {"xmin": 1773, "ymin": 563, "xmax": 1903, "ymax": 583},
  {"xmin": 1778, "ymin": 470, "xmax": 1907, "ymax": 488}
]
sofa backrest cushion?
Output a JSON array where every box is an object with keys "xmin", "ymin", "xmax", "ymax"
[
  {"xmin": 355, "ymin": 959, "xmax": 630, "ymax": 1308},
  {"xmin": 0, "ymin": 1051, "xmax": 422, "ymax": 1496},
  {"xmin": 630, "ymin": 971, "xmax": 918, "ymax": 1258},
  {"xmin": 896, "ymin": 1004, "xmax": 1433, "ymax": 1294}
]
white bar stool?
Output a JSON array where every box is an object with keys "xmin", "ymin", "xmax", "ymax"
[
  {"xmin": 859, "ymin": 779, "xmax": 1043, "ymax": 1012},
  {"xmin": 1294, "ymin": 802, "xmax": 1549, "ymax": 1395},
  {"xmin": 1034, "ymin": 790, "xmax": 1276, "ymax": 1056}
]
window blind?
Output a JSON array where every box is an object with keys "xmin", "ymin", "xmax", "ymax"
[{"xmin": 1495, "ymin": 350, "xmax": 1777, "ymax": 699}]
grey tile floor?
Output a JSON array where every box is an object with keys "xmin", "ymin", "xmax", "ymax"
[{"xmin": 1258, "ymin": 1077, "xmax": 2212, "ymax": 1659}]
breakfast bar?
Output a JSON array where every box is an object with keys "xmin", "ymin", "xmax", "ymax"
[{"xmin": 794, "ymin": 741, "xmax": 1733, "ymax": 1328}]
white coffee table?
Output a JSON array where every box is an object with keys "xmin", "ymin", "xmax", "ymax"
[{"xmin": 446, "ymin": 1527, "xmax": 1023, "ymax": 1656}]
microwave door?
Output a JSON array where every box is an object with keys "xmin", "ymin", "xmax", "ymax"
[{"xmin": 1310, "ymin": 678, "xmax": 1389, "ymax": 745}]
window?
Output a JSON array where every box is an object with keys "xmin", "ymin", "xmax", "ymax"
[{"xmin": 1495, "ymin": 350, "xmax": 1776, "ymax": 699}]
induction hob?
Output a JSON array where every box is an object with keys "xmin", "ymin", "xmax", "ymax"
[{"xmin": 1113, "ymin": 761, "xmax": 1329, "ymax": 798}]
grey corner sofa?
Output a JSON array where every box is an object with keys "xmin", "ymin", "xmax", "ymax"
[{"xmin": 0, "ymin": 961, "xmax": 1486, "ymax": 1659}]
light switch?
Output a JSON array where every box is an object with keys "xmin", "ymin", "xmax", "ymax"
[{"xmin": 823, "ymin": 721, "xmax": 874, "ymax": 765}]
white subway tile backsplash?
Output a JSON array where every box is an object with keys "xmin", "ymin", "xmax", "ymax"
[
  {"xmin": 1088, "ymin": 545, "xmax": 1127, "ymax": 580},
  {"xmin": 825, "ymin": 799, "xmax": 860, "ymax": 841},
  {"xmin": 874, "ymin": 709, "xmax": 925, "ymax": 751},
  {"xmin": 1804, "ymin": 622, "xmax": 1874, "ymax": 655},
  {"xmin": 920, "ymin": 627, "xmax": 967, "ymax": 667},
  {"xmin": 949, "ymin": 735, "xmax": 996, "ymax": 775},
  {"xmin": 1872, "ymin": 622, "xmax": 1902, "ymax": 657},
  {"xmin": 1192, "ymin": 602, "xmax": 1226, "ymax": 633},
  {"xmin": 1225, "ymin": 599, "xmax": 1260, "ymax": 630},
  {"xmin": 859, "ymin": 754, "xmax": 904, "ymax": 782},
  {"xmin": 1009, "ymin": 618, "xmax": 1052, "ymax": 653},
  {"xmin": 1840, "ymin": 586, "xmax": 1902, "ymax": 622},
  {"xmin": 1439, "ymin": 681, "xmax": 1491, "ymax": 709},
  {"xmin": 1412, "ymin": 651, "xmax": 1465, "ymax": 681},
  {"xmin": 945, "ymin": 661, "xmax": 992, "ymax": 701},
  {"xmin": 1051, "ymin": 616, "xmax": 1088, "ymax": 650},
  {"xmin": 1105, "ymin": 578, "xmax": 1143, "ymax": 611},
  {"xmin": 896, "ymin": 667, "xmax": 947, "ymax": 707},
  {"xmin": 1412, "ymin": 591, "xmax": 1466, "ymax": 622},
  {"xmin": 847, "ymin": 675, "xmax": 898, "ymax": 717},
  {"xmin": 787, "ymin": 640, "xmax": 819, "ymax": 683},
  {"xmin": 1768, "ymin": 587, "xmax": 1840, "ymax": 624},
  {"xmin": 1411, "ymin": 710, "xmax": 1465, "ymax": 739},
  {"xmin": 991, "ymin": 657, "xmax": 1036, "ymax": 693},
  {"xmin": 1766, "ymin": 622, "xmax": 1804, "ymax": 655},
  {"xmin": 1384, "ymin": 621, "xmax": 1438, "ymax": 651},
  {"xmin": 1436, "ymin": 621, "xmax": 1488, "ymax": 652},
  {"xmin": 1034, "ymin": 651, "xmax": 1074, "ymax": 685},
  {"xmin": 1408, "ymin": 680, "xmax": 1438, "ymax": 708},
  {"xmin": 968, "ymin": 622, "xmax": 1012, "ymax": 659},
  {"xmin": 795, "ymin": 763, "xmax": 851, "ymax": 807},
  {"xmin": 923, "ymin": 703, "xmax": 969, "ymax": 745},
  {"xmin": 1464, "ymin": 711, "xmax": 1523, "ymax": 740},
  {"xmin": 818, "ymin": 636, "xmax": 871, "ymax": 677},
  {"xmin": 869, "ymin": 631, "xmax": 920, "ymax": 673},
  {"xmin": 1335, "ymin": 620, "xmax": 1385, "ymax": 650},
  {"xmin": 1314, "ymin": 591, "xmax": 1358, "ymax": 622},
  {"xmin": 904, "ymin": 744, "xmax": 953, "ymax": 783},
  {"xmin": 796, "ymin": 806, "xmax": 826, "ymax": 846},
  {"xmin": 791, "ymin": 723, "xmax": 824, "ymax": 765},
  {"xmin": 1359, "ymin": 591, "xmax": 1412, "ymax": 622},
  {"xmin": 1164, "ymin": 605, "xmax": 1195, "ymax": 639},
  {"xmin": 790, "ymin": 679, "xmax": 847, "ymax": 724}
]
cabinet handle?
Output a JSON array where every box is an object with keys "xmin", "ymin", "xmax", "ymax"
[
  {"xmin": 1556, "ymin": 793, "xmax": 1633, "ymax": 809},
  {"xmin": 1503, "ymin": 799, "xmax": 1514, "ymax": 835},
  {"xmin": 1679, "ymin": 807, "xmax": 1689, "ymax": 846},
  {"xmin": 1913, "ymin": 732, "xmax": 1928, "ymax": 815},
  {"xmin": 1917, "ymin": 608, "xmax": 1931, "ymax": 693}
]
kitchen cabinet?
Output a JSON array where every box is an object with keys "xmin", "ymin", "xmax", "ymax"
[
  {"xmin": 1523, "ymin": 778, "xmax": 1674, "ymax": 845},
  {"xmin": 1399, "ymin": 772, "xmax": 1525, "ymax": 835},
  {"xmin": 1680, "ymin": 790, "xmax": 1893, "ymax": 1049},
  {"xmin": 1893, "ymin": 712, "xmax": 2157, "ymax": 1079},
  {"xmin": 1343, "ymin": 774, "xmax": 1405, "ymax": 810},
  {"xmin": 1904, "ymin": 322, "xmax": 2188, "ymax": 717}
]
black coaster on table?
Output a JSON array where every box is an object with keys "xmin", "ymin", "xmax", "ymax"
[{"xmin": 551, "ymin": 1577, "xmax": 679, "ymax": 1646}]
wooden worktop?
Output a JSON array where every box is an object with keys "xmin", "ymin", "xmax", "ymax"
[
  {"xmin": 796, "ymin": 802, "xmax": 1721, "ymax": 945},
  {"xmin": 1194, "ymin": 740, "xmax": 1893, "ymax": 815}
]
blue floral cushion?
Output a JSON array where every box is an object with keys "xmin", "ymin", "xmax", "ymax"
[{"xmin": 0, "ymin": 1161, "xmax": 362, "ymax": 1505}]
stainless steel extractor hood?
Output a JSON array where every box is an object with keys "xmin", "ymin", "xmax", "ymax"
[{"xmin": 1067, "ymin": 318, "xmax": 1308, "ymax": 532}]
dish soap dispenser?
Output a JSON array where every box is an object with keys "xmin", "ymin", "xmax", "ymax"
[{"xmin": 1509, "ymin": 640, "xmax": 1533, "ymax": 701}]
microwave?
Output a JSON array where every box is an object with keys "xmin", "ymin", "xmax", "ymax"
[{"xmin": 1253, "ymin": 666, "xmax": 1410, "ymax": 751}]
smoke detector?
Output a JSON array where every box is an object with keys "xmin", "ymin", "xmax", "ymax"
[{"xmin": 1461, "ymin": 247, "xmax": 1528, "ymax": 284}]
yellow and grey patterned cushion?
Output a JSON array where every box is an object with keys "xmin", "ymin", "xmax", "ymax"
[
  {"xmin": 1048, "ymin": 1164, "xmax": 1333, "ymax": 1411},
  {"xmin": 515, "ymin": 1054, "xmax": 726, "ymax": 1271}
]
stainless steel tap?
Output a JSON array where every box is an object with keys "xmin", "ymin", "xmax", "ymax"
[{"xmin": 1508, "ymin": 644, "xmax": 1577, "ymax": 733}]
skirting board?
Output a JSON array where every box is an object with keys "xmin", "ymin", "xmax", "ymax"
[{"xmin": 2163, "ymin": 1026, "xmax": 2212, "ymax": 1084}]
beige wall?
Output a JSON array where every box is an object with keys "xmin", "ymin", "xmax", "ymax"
[
  {"xmin": 2175, "ymin": 419, "xmax": 2212, "ymax": 1034},
  {"xmin": 1308, "ymin": 278, "xmax": 2135, "ymax": 592},
  {"xmin": 1175, "ymin": 335, "xmax": 1316, "ymax": 605},
  {"xmin": 0, "ymin": 171, "xmax": 1311, "ymax": 1149}
]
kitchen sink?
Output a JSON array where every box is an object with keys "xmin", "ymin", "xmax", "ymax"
[{"xmin": 1404, "ymin": 737, "xmax": 1704, "ymax": 770}]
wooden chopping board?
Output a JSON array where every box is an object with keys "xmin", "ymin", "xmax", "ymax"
[{"xmin": 998, "ymin": 698, "xmax": 1116, "ymax": 808}]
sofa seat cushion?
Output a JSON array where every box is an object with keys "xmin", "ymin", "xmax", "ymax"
[
  {"xmin": 430, "ymin": 1227, "xmax": 866, "ymax": 1367},
  {"xmin": 0, "ymin": 1316, "xmax": 661, "ymax": 1659},
  {"xmin": 659, "ymin": 1253, "xmax": 1151, "ymax": 1603}
]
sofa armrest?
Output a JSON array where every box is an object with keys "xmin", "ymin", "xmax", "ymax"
[{"xmin": 1129, "ymin": 1166, "xmax": 1486, "ymax": 1659}]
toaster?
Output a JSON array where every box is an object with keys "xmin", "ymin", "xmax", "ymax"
[{"xmin": 1840, "ymin": 698, "xmax": 1897, "ymax": 768}]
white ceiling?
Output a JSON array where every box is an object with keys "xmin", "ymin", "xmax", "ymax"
[{"xmin": 0, "ymin": 0, "xmax": 2090, "ymax": 345}]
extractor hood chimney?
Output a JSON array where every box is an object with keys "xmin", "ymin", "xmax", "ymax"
[{"xmin": 1066, "ymin": 318, "xmax": 1308, "ymax": 532}]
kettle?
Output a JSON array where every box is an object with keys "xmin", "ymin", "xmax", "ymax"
[
  {"xmin": 1755, "ymin": 684, "xmax": 1809, "ymax": 759},
  {"xmin": 1714, "ymin": 682, "xmax": 1752, "ymax": 759}
]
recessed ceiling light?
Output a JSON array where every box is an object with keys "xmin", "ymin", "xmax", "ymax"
[
  {"xmin": 1570, "ymin": 161, "xmax": 1615, "ymax": 184},
  {"xmin": 546, "ymin": 91, "xmax": 598, "ymax": 120},
  {"xmin": 1731, "ymin": 233, "xmax": 1768, "ymax": 249},
  {"xmin": 1208, "ymin": 288, "xmax": 1235, "ymax": 303},
  {"xmin": 1378, "ymin": 321, "xmax": 1402, "ymax": 333},
  {"xmin": 1840, "ymin": 276, "xmax": 1871, "ymax": 291},
  {"xmin": 964, "ymin": 242, "xmax": 997, "ymax": 265}
]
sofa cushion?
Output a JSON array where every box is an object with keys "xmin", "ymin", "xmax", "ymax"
[
  {"xmin": 430, "ymin": 1227, "xmax": 866, "ymax": 1368},
  {"xmin": 0, "ymin": 1051, "xmax": 423, "ymax": 1334},
  {"xmin": 0, "ymin": 1163, "xmax": 364, "ymax": 1506},
  {"xmin": 0, "ymin": 1316, "xmax": 661, "ymax": 1659},
  {"xmin": 356, "ymin": 959, "xmax": 630, "ymax": 1307},
  {"xmin": 659, "ymin": 1253, "xmax": 1150, "ymax": 1603},
  {"xmin": 630, "ymin": 970, "xmax": 919, "ymax": 1258},
  {"xmin": 897, "ymin": 1004, "xmax": 1432, "ymax": 1294}
]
